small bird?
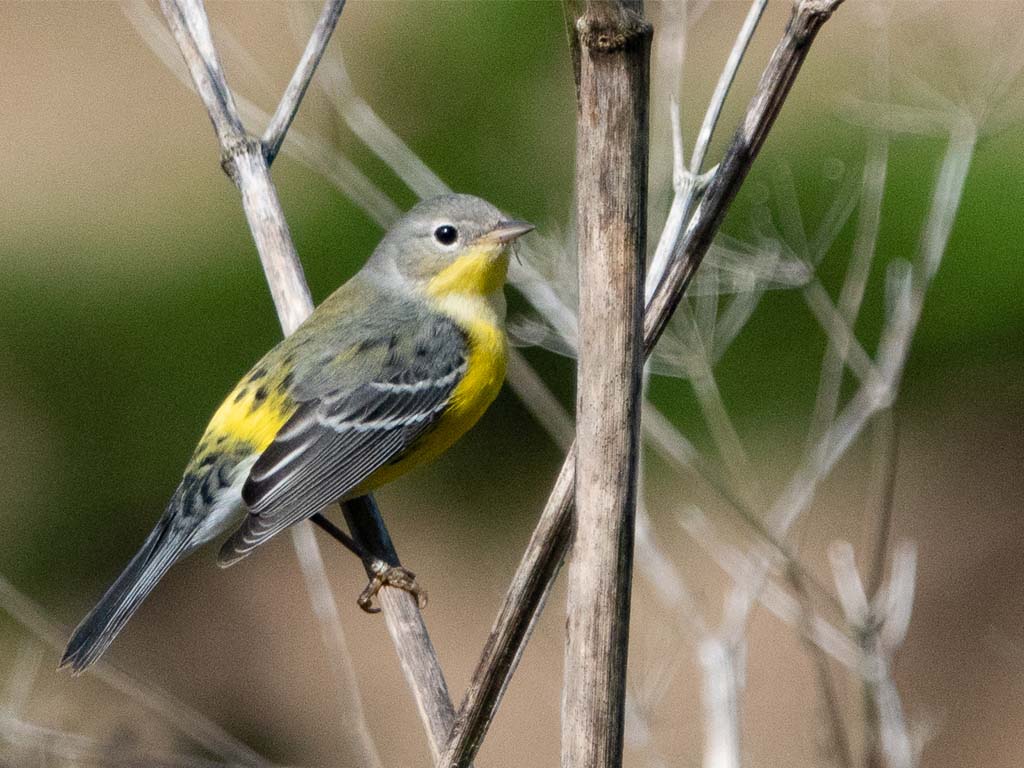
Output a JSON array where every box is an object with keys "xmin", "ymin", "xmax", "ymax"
[{"xmin": 61, "ymin": 193, "xmax": 533, "ymax": 673}]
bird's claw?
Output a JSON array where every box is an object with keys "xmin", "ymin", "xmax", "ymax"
[{"xmin": 357, "ymin": 561, "xmax": 428, "ymax": 613}]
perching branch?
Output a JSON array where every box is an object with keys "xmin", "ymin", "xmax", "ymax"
[
  {"xmin": 562, "ymin": 3, "xmax": 650, "ymax": 768},
  {"xmin": 440, "ymin": 2, "xmax": 846, "ymax": 766},
  {"xmin": 155, "ymin": 0, "xmax": 455, "ymax": 760},
  {"xmin": 341, "ymin": 496, "xmax": 459, "ymax": 763}
]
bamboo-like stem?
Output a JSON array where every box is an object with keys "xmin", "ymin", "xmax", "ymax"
[
  {"xmin": 439, "ymin": 2, "xmax": 846, "ymax": 766},
  {"xmin": 562, "ymin": 2, "xmax": 650, "ymax": 767}
]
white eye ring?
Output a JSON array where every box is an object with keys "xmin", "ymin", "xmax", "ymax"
[{"xmin": 433, "ymin": 224, "xmax": 458, "ymax": 246}]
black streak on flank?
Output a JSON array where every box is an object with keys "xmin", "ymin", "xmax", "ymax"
[
  {"xmin": 281, "ymin": 371, "xmax": 295, "ymax": 390},
  {"xmin": 253, "ymin": 386, "xmax": 269, "ymax": 405},
  {"xmin": 248, "ymin": 366, "xmax": 268, "ymax": 383},
  {"xmin": 200, "ymin": 478, "xmax": 216, "ymax": 505},
  {"xmin": 233, "ymin": 387, "xmax": 249, "ymax": 404}
]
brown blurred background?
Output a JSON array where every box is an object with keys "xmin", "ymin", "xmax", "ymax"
[{"xmin": 1, "ymin": 1, "xmax": 1022, "ymax": 767}]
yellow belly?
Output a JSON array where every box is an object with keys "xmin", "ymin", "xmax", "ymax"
[{"xmin": 350, "ymin": 315, "xmax": 506, "ymax": 495}]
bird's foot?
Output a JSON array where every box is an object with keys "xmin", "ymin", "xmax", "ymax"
[{"xmin": 357, "ymin": 560, "xmax": 428, "ymax": 613}]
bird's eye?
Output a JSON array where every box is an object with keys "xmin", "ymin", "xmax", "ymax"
[{"xmin": 434, "ymin": 225, "xmax": 458, "ymax": 246}]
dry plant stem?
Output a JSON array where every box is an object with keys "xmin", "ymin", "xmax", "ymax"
[
  {"xmin": 787, "ymin": 566, "xmax": 853, "ymax": 768},
  {"xmin": 158, "ymin": 0, "xmax": 449, "ymax": 759},
  {"xmin": 440, "ymin": 458, "xmax": 576, "ymax": 768},
  {"xmin": 562, "ymin": 2, "xmax": 650, "ymax": 768},
  {"xmin": 0, "ymin": 714, "xmax": 238, "ymax": 768},
  {"xmin": 862, "ymin": 410, "xmax": 898, "ymax": 768},
  {"xmin": 644, "ymin": 0, "xmax": 846, "ymax": 349},
  {"xmin": 262, "ymin": 0, "xmax": 346, "ymax": 164},
  {"xmin": 440, "ymin": 2, "xmax": 845, "ymax": 766},
  {"xmin": 341, "ymin": 496, "xmax": 459, "ymax": 762}
]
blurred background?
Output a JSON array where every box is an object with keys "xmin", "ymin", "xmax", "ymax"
[{"xmin": 1, "ymin": 1, "xmax": 1022, "ymax": 767}]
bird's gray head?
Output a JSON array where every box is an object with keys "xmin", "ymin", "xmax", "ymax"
[{"xmin": 367, "ymin": 194, "xmax": 533, "ymax": 297}]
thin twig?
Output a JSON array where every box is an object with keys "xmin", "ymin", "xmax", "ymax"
[
  {"xmin": 645, "ymin": 0, "xmax": 847, "ymax": 352},
  {"xmin": 807, "ymin": 131, "xmax": 890, "ymax": 450},
  {"xmin": 262, "ymin": 0, "xmax": 346, "ymax": 163},
  {"xmin": 647, "ymin": 0, "xmax": 766, "ymax": 300},
  {"xmin": 690, "ymin": 0, "xmax": 767, "ymax": 175},
  {"xmin": 292, "ymin": 522, "xmax": 384, "ymax": 768},
  {"xmin": 698, "ymin": 635, "xmax": 743, "ymax": 768},
  {"xmin": 787, "ymin": 565, "xmax": 853, "ymax": 768},
  {"xmin": 865, "ymin": 410, "xmax": 898, "ymax": 599},
  {"xmin": 440, "ymin": 3, "xmax": 847, "ymax": 765},
  {"xmin": 0, "ymin": 713, "xmax": 232, "ymax": 768},
  {"xmin": 679, "ymin": 510, "xmax": 861, "ymax": 670}
]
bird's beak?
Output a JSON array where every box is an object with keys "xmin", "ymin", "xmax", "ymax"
[{"xmin": 481, "ymin": 219, "xmax": 535, "ymax": 245}]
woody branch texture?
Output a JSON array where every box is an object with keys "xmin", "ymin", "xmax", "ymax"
[
  {"xmin": 441, "ymin": 1, "xmax": 845, "ymax": 765},
  {"xmin": 563, "ymin": 2, "xmax": 650, "ymax": 768}
]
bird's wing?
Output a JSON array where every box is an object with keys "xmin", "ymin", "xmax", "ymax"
[{"xmin": 218, "ymin": 318, "xmax": 467, "ymax": 566}]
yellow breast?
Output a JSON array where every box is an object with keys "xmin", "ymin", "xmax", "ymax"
[
  {"xmin": 351, "ymin": 301, "xmax": 506, "ymax": 495},
  {"xmin": 351, "ymin": 247, "xmax": 509, "ymax": 494},
  {"xmin": 427, "ymin": 307, "xmax": 507, "ymax": 452}
]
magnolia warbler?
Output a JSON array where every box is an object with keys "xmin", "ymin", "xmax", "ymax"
[{"xmin": 61, "ymin": 194, "xmax": 533, "ymax": 673}]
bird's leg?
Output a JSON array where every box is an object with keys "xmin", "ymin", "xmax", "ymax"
[
  {"xmin": 310, "ymin": 512, "xmax": 427, "ymax": 613},
  {"xmin": 311, "ymin": 512, "xmax": 369, "ymax": 558}
]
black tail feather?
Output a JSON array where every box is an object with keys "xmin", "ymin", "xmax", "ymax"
[{"xmin": 60, "ymin": 516, "xmax": 187, "ymax": 674}]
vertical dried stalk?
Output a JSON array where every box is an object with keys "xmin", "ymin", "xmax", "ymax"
[
  {"xmin": 562, "ymin": 2, "xmax": 650, "ymax": 768},
  {"xmin": 440, "ymin": 3, "xmax": 846, "ymax": 765}
]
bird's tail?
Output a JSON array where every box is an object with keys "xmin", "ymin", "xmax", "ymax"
[{"xmin": 61, "ymin": 495, "xmax": 194, "ymax": 674}]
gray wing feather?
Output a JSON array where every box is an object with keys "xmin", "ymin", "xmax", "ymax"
[{"xmin": 218, "ymin": 318, "xmax": 467, "ymax": 566}]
